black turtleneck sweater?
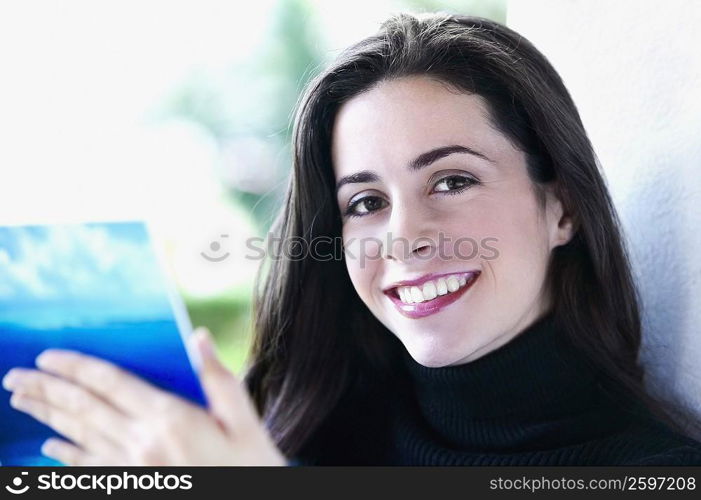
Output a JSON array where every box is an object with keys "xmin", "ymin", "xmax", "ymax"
[{"xmin": 290, "ymin": 313, "xmax": 701, "ymax": 465}]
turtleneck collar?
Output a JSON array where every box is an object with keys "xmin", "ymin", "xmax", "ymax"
[{"xmin": 398, "ymin": 311, "xmax": 635, "ymax": 452}]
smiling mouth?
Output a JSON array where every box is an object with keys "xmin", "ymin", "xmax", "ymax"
[
  {"xmin": 387, "ymin": 271, "xmax": 478, "ymax": 303},
  {"xmin": 384, "ymin": 271, "xmax": 480, "ymax": 319}
]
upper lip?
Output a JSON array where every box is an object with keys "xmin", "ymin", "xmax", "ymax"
[{"xmin": 382, "ymin": 270, "xmax": 480, "ymax": 293}]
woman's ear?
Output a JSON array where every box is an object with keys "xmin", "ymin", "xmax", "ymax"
[{"xmin": 545, "ymin": 185, "xmax": 575, "ymax": 249}]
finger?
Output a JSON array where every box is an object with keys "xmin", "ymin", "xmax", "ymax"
[
  {"xmin": 41, "ymin": 437, "xmax": 116, "ymax": 466},
  {"xmin": 34, "ymin": 349, "xmax": 191, "ymax": 418},
  {"xmin": 192, "ymin": 327, "xmax": 260, "ymax": 435},
  {"xmin": 4, "ymin": 368, "xmax": 131, "ymax": 447},
  {"xmin": 9, "ymin": 391, "xmax": 122, "ymax": 458}
]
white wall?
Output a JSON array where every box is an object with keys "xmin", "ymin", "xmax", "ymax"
[{"xmin": 508, "ymin": 0, "xmax": 701, "ymax": 435}]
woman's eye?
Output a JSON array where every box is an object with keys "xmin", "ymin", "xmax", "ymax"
[
  {"xmin": 342, "ymin": 175, "xmax": 477, "ymax": 219},
  {"xmin": 344, "ymin": 196, "xmax": 388, "ymax": 218},
  {"xmin": 432, "ymin": 174, "xmax": 477, "ymax": 195}
]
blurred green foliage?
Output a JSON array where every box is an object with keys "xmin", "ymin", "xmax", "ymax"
[
  {"xmin": 402, "ymin": 0, "xmax": 505, "ymax": 22},
  {"xmin": 184, "ymin": 291, "xmax": 254, "ymax": 375}
]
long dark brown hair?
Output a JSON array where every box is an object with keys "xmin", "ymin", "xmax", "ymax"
[{"xmin": 243, "ymin": 12, "xmax": 698, "ymax": 458}]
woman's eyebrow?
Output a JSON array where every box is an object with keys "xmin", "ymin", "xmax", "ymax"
[{"xmin": 335, "ymin": 144, "xmax": 493, "ymax": 196}]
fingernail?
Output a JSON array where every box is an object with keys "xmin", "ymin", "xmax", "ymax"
[
  {"xmin": 10, "ymin": 392, "xmax": 27, "ymax": 410},
  {"xmin": 42, "ymin": 439, "xmax": 58, "ymax": 456},
  {"xmin": 36, "ymin": 350, "xmax": 58, "ymax": 369},
  {"xmin": 2, "ymin": 370, "xmax": 19, "ymax": 390},
  {"xmin": 194, "ymin": 328, "xmax": 216, "ymax": 360}
]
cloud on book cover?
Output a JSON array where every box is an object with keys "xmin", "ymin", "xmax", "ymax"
[{"xmin": 0, "ymin": 222, "xmax": 172, "ymax": 329}]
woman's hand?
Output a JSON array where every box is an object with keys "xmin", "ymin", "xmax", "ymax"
[{"xmin": 1, "ymin": 328, "xmax": 287, "ymax": 466}]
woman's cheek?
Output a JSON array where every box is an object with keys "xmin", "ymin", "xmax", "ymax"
[
  {"xmin": 490, "ymin": 228, "xmax": 550, "ymax": 307},
  {"xmin": 343, "ymin": 235, "xmax": 383, "ymax": 303}
]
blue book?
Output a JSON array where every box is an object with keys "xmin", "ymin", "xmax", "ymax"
[{"xmin": 0, "ymin": 221, "xmax": 206, "ymax": 465}]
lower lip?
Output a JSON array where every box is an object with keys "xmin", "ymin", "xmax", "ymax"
[{"xmin": 385, "ymin": 272, "xmax": 480, "ymax": 319}]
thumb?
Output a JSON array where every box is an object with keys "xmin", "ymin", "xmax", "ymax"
[{"xmin": 191, "ymin": 327, "xmax": 259, "ymax": 435}]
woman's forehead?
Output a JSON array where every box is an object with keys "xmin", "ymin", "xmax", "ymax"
[{"xmin": 331, "ymin": 76, "xmax": 514, "ymax": 179}]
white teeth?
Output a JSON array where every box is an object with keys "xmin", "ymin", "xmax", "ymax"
[
  {"xmin": 422, "ymin": 281, "xmax": 437, "ymax": 300},
  {"xmin": 395, "ymin": 273, "xmax": 476, "ymax": 305},
  {"xmin": 447, "ymin": 276, "xmax": 460, "ymax": 292}
]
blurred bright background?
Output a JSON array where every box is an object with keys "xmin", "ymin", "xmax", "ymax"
[{"xmin": 0, "ymin": 0, "xmax": 505, "ymax": 373}]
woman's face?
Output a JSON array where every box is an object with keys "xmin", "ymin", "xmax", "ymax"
[{"xmin": 332, "ymin": 76, "xmax": 574, "ymax": 367}]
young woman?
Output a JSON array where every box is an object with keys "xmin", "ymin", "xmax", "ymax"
[{"xmin": 4, "ymin": 13, "xmax": 701, "ymax": 466}]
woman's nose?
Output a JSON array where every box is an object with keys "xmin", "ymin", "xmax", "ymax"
[{"xmin": 380, "ymin": 202, "xmax": 437, "ymax": 263}]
